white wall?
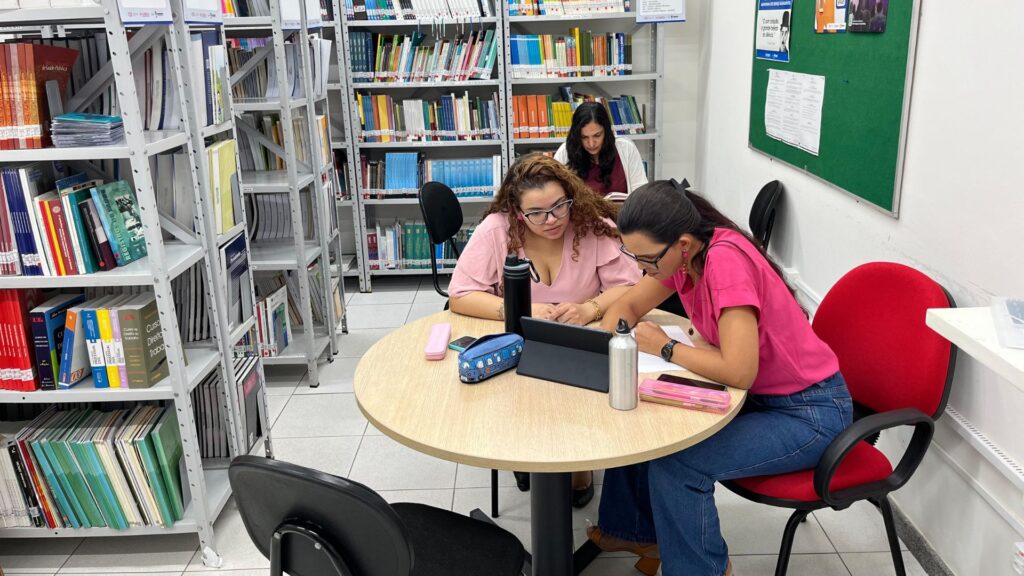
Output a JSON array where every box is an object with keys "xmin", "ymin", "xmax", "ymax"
[
  {"xmin": 688, "ymin": 1, "xmax": 1024, "ymax": 574},
  {"xmin": 657, "ymin": 0, "xmax": 704, "ymax": 182}
]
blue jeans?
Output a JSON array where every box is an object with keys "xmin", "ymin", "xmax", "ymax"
[{"xmin": 598, "ymin": 372, "xmax": 853, "ymax": 576}]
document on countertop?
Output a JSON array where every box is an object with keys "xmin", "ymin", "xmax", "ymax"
[
  {"xmin": 765, "ymin": 69, "xmax": 826, "ymax": 156},
  {"xmin": 638, "ymin": 325, "xmax": 694, "ymax": 373}
]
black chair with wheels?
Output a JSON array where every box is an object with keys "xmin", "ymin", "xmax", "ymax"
[
  {"xmin": 749, "ymin": 180, "xmax": 784, "ymax": 250},
  {"xmin": 229, "ymin": 456, "xmax": 525, "ymax": 576},
  {"xmin": 417, "ymin": 182, "xmax": 505, "ymax": 517}
]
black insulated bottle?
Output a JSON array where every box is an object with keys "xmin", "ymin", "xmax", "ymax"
[{"xmin": 503, "ymin": 255, "xmax": 533, "ymax": 336}]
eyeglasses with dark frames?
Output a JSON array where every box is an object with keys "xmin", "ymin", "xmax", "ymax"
[
  {"xmin": 521, "ymin": 198, "xmax": 574, "ymax": 225},
  {"xmin": 620, "ymin": 242, "xmax": 674, "ymax": 271}
]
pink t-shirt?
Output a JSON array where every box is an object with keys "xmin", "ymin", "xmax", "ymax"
[
  {"xmin": 449, "ymin": 213, "xmax": 641, "ymax": 303},
  {"xmin": 661, "ymin": 228, "xmax": 839, "ymax": 396}
]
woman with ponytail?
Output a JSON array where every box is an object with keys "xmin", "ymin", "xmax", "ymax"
[{"xmin": 587, "ymin": 180, "xmax": 852, "ymax": 576}]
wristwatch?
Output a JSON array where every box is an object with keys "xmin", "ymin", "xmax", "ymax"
[{"xmin": 660, "ymin": 339, "xmax": 679, "ymax": 362}]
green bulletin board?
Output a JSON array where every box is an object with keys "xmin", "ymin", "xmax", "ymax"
[{"xmin": 748, "ymin": 0, "xmax": 920, "ymax": 216}]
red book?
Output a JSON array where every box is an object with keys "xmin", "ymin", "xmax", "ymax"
[
  {"xmin": 0, "ymin": 45, "xmax": 10, "ymax": 150},
  {"xmin": 46, "ymin": 198, "xmax": 79, "ymax": 275},
  {"xmin": 12, "ymin": 289, "xmax": 43, "ymax": 390},
  {"xmin": 19, "ymin": 44, "xmax": 79, "ymax": 149},
  {"xmin": 17, "ymin": 430, "xmax": 58, "ymax": 527}
]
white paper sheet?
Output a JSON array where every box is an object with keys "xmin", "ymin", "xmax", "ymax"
[
  {"xmin": 764, "ymin": 69, "xmax": 826, "ymax": 156},
  {"xmin": 638, "ymin": 325, "xmax": 694, "ymax": 373},
  {"xmin": 636, "ymin": 0, "xmax": 685, "ymax": 23}
]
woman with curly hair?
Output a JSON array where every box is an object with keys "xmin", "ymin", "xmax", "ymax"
[{"xmin": 448, "ymin": 153, "xmax": 641, "ymax": 504}]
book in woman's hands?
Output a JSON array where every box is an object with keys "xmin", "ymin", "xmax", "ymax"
[{"xmin": 604, "ymin": 191, "xmax": 629, "ymax": 203}]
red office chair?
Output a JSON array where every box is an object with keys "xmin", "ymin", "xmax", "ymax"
[{"xmin": 722, "ymin": 262, "xmax": 957, "ymax": 576}]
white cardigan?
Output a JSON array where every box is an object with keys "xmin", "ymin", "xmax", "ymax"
[{"xmin": 554, "ymin": 137, "xmax": 648, "ymax": 194}]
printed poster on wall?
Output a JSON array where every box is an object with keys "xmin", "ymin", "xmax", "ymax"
[
  {"xmin": 636, "ymin": 0, "xmax": 685, "ymax": 24},
  {"xmin": 755, "ymin": 0, "xmax": 792, "ymax": 62},
  {"xmin": 118, "ymin": 0, "xmax": 172, "ymax": 24},
  {"xmin": 848, "ymin": 0, "xmax": 888, "ymax": 33},
  {"xmin": 815, "ymin": 0, "xmax": 847, "ymax": 33}
]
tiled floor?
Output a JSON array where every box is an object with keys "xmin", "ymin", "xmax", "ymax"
[{"xmin": 0, "ymin": 277, "xmax": 930, "ymax": 575}]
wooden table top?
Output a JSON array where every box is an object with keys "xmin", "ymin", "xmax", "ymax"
[{"xmin": 354, "ymin": 310, "xmax": 747, "ymax": 473}]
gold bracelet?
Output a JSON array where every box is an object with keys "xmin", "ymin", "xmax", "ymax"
[{"xmin": 586, "ymin": 298, "xmax": 603, "ymax": 321}]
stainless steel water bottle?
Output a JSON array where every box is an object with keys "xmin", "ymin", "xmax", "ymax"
[
  {"xmin": 608, "ymin": 319, "xmax": 639, "ymax": 410},
  {"xmin": 503, "ymin": 255, "xmax": 533, "ymax": 336}
]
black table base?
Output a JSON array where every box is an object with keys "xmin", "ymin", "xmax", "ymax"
[{"xmin": 470, "ymin": 472, "xmax": 603, "ymax": 576}]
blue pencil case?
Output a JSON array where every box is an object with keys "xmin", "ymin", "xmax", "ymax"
[{"xmin": 458, "ymin": 333, "xmax": 524, "ymax": 384}]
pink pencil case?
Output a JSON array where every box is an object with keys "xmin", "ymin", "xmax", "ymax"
[
  {"xmin": 639, "ymin": 378, "xmax": 731, "ymax": 414},
  {"xmin": 425, "ymin": 323, "xmax": 451, "ymax": 360}
]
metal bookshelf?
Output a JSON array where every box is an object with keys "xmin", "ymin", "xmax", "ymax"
[
  {"xmin": 503, "ymin": 12, "xmax": 665, "ymax": 178},
  {"xmin": 336, "ymin": 6, "xmax": 510, "ymax": 291},
  {"xmin": 0, "ymin": 1, "xmax": 256, "ymax": 566},
  {"xmin": 224, "ymin": 0, "xmax": 344, "ymax": 385}
]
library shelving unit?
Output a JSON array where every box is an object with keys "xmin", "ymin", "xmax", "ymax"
[
  {"xmin": 336, "ymin": 3, "xmax": 510, "ymax": 291},
  {"xmin": 224, "ymin": 0, "xmax": 344, "ymax": 384},
  {"xmin": 0, "ymin": 0, "xmax": 263, "ymax": 566},
  {"xmin": 504, "ymin": 10, "xmax": 665, "ymax": 177},
  {"xmin": 175, "ymin": 0, "xmax": 274, "ymax": 468},
  {"xmin": 326, "ymin": 0, "xmax": 367, "ymax": 292}
]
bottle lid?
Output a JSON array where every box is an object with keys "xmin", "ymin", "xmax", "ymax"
[{"xmin": 616, "ymin": 319, "xmax": 630, "ymax": 334}]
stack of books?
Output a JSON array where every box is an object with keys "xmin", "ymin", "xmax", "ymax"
[
  {"xmin": 0, "ymin": 43, "xmax": 78, "ymax": 150},
  {"xmin": 51, "ymin": 113, "xmax": 124, "ymax": 148},
  {"xmin": 0, "ymin": 405, "xmax": 185, "ymax": 530}
]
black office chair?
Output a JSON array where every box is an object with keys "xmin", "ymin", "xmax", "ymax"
[
  {"xmin": 418, "ymin": 181, "xmax": 464, "ymax": 300},
  {"xmin": 418, "ymin": 182, "xmax": 504, "ymax": 517},
  {"xmin": 749, "ymin": 180, "xmax": 784, "ymax": 251},
  {"xmin": 229, "ymin": 456, "xmax": 525, "ymax": 576}
]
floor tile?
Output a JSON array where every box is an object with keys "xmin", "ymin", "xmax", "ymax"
[
  {"xmin": 716, "ymin": 488, "xmax": 836, "ymax": 555},
  {"xmin": 59, "ymin": 533, "xmax": 198, "ymax": 574},
  {"xmin": 185, "ymin": 501, "xmax": 265, "ymax": 572},
  {"xmin": 451, "ymin": 485, "xmax": 604, "ymax": 555},
  {"xmin": 271, "ymin": 393, "xmax": 367, "ymax": 438},
  {"xmin": 365, "ymin": 422, "xmax": 386, "ymax": 436},
  {"xmin": 262, "ymin": 366, "xmax": 306, "ymax": 396},
  {"xmin": 730, "ymin": 553, "xmax": 851, "ymax": 576},
  {"xmin": 413, "ymin": 287, "xmax": 448, "ymax": 307},
  {"xmin": 61, "ymin": 573, "xmax": 181, "ymax": 576},
  {"xmin": 0, "ymin": 538, "xmax": 81, "ymax": 574},
  {"xmin": 265, "ymin": 394, "xmax": 289, "ymax": 428},
  {"xmin": 578, "ymin": 556, "xmax": 656, "ymax": 576},
  {"xmin": 813, "ymin": 501, "xmax": 908, "ymax": 552},
  {"xmin": 454, "ymin": 464, "xmax": 521, "ymax": 489},
  {"xmin": 271, "ymin": 436, "xmax": 362, "ymax": 478},
  {"xmin": 337, "ymin": 329, "xmax": 393, "ymax": 358},
  {"xmin": 346, "ymin": 303, "xmax": 413, "ymax": 330},
  {"xmin": 841, "ymin": 551, "xmax": 927, "ymax": 576},
  {"xmin": 349, "ymin": 435, "xmax": 457, "ymax": 491},
  {"xmin": 406, "ymin": 302, "xmax": 443, "ymax": 323},
  {"xmin": 293, "ymin": 357, "xmax": 358, "ymax": 395},
  {"xmin": 378, "ymin": 489, "xmax": 455, "ymax": 510},
  {"xmin": 348, "ymin": 287, "xmax": 418, "ymax": 306}
]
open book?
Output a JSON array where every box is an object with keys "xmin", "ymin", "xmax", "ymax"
[{"xmin": 604, "ymin": 191, "xmax": 629, "ymax": 203}]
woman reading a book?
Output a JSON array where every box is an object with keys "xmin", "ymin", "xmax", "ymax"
[
  {"xmin": 554, "ymin": 101, "xmax": 648, "ymax": 199},
  {"xmin": 448, "ymin": 153, "xmax": 642, "ymax": 505},
  {"xmin": 585, "ymin": 180, "xmax": 852, "ymax": 576}
]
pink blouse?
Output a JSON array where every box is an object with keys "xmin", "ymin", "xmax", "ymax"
[{"xmin": 449, "ymin": 213, "xmax": 641, "ymax": 303}]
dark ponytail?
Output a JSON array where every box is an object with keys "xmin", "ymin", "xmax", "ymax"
[{"xmin": 619, "ymin": 180, "xmax": 798, "ymax": 300}]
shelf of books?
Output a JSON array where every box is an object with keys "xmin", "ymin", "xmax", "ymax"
[
  {"xmin": 0, "ymin": 0, "xmax": 273, "ymax": 565},
  {"xmin": 225, "ymin": 0, "xmax": 345, "ymax": 384},
  {"xmin": 503, "ymin": 0, "xmax": 665, "ymax": 179},
  {"xmin": 337, "ymin": 0, "xmax": 509, "ymax": 290}
]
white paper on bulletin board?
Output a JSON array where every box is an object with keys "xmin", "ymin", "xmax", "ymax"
[
  {"xmin": 637, "ymin": 0, "xmax": 685, "ymax": 23},
  {"xmin": 764, "ymin": 69, "xmax": 825, "ymax": 156}
]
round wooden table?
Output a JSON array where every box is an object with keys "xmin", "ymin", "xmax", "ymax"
[{"xmin": 355, "ymin": 310, "xmax": 746, "ymax": 576}]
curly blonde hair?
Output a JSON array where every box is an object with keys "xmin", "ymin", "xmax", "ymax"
[{"xmin": 483, "ymin": 153, "xmax": 620, "ymax": 261}]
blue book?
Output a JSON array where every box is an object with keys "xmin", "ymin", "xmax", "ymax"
[
  {"xmin": 30, "ymin": 293, "xmax": 86, "ymax": 391},
  {"xmin": 58, "ymin": 301, "xmax": 90, "ymax": 388},
  {"xmin": 53, "ymin": 112, "xmax": 122, "ymax": 125},
  {"xmin": 2, "ymin": 166, "xmax": 48, "ymax": 276},
  {"xmin": 81, "ymin": 297, "xmax": 112, "ymax": 388},
  {"xmin": 29, "ymin": 432, "xmax": 80, "ymax": 529}
]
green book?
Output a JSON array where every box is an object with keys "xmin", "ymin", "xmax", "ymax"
[
  {"xmin": 148, "ymin": 409, "xmax": 184, "ymax": 521},
  {"xmin": 119, "ymin": 294, "xmax": 169, "ymax": 388},
  {"xmin": 133, "ymin": 408, "xmax": 175, "ymax": 527},
  {"xmin": 90, "ymin": 180, "xmax": 148, "ymax": 266},
  {"xmin": 50, "ymin": 411, "xmax": 106, "ymax": 528},
  {"xmin": 69, "ymin": 411, "xmax": 127, "ymax": 530},
  {"xmin": 28, "ymin": 410, "xmax": 80, "ymax": 528}
]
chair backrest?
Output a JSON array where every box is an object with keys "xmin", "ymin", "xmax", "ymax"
[
  {"xmin": 812, "ymin": 262, "xmax": 956, "ymax": 419},
  {"xmin": 749, "ymin": 180, "xmax": 783, "ymax": 249},
  {"xmin": 419, "ymin": 181, "xmax": 464, "ymax": 245},
  {"xmin": 229, "ymin": 456, "xmax": 414, "ymax": 576}
]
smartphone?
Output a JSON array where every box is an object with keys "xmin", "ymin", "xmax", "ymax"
[
  {"xmin": 448, "ymin": 336, "xmax": 477, "ymax": 352},
  {"xmin": 657, "ymin": 373, "xmax": 728, "ymax": 392}
]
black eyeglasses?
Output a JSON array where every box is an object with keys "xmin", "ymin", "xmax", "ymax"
[
  {"xmin": 521, "ymin": 199, "xmax": 573, "ymax": 225},
  {"xmin": 620, "ymin": 242, "xmax": 674, "ymax": 271}
]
